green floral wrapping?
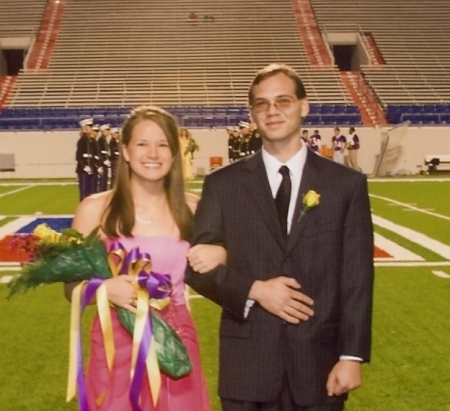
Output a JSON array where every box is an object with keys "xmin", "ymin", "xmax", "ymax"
[
  {"xmin": 117, "ymin": 308, "xmax": 193, "ymax": 377},
  {"xmin": 8, "ymin": 243, "xmax": 110, "ymax": 295},
  {"xmin": 8, "ymin": 237, "xmax": 192, "ymax": 378}
]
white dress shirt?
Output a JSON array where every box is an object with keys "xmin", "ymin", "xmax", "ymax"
[{"xmin": 262, "ymin": 144, "xmax": 307, "ymax": 233}]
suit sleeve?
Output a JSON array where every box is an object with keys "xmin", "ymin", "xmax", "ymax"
[
  {"xmin": 185, "ymin": 173, "xmax": 255, "ymax": 319},
  {"xmin": 339, "ymin": 174, "xmax": 374, "ymax": 362}
]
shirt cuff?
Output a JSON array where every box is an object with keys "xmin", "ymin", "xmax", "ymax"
[
  {"xmin": 339, "ymin": 355, "xmax": 363, "ymax": 361},
  {"xmin": 244, "ymin": 299, "xmax": 255, "ymax": 318}
]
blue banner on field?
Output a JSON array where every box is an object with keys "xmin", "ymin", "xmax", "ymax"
[{"xmin": 16, "ymin": 217, "xmax": 73, "ymax": 234}]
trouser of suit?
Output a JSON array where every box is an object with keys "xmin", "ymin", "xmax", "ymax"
[
  {"xmin": 77, "ymin": 171, "xmax": 92, "ymax": 201},
  {"xmin": 90, "ymin": 171, "xmax": 99, "ymax": 194},
  {"xmin": 97, "ymin": 168, "xmax": 108, "ymax": 192},
  {"xmin": 347, "ymin": 149, "xmax": 362, "ymax": 172},
  {"xmin": 221, "ymin": 326, "xmax": 345, "ymax": 411},
  {"xmin": 221, "ymin": 399, "xmax": 344, "ymax": 411}
]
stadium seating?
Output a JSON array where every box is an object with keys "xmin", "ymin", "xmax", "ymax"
[
  {"xmin": 0, "ymin": 0, "xmax": 362, "ymax": 129},
  {"xmin": 5, "ymin": 0, "xmax": 450, "ymax": 127},
  {"xmin": 310, "ymin": 0, "xmax": 450, "ymax": 124},
  {"xmin": 0, "ymin": 104, "xmax": 362, "ymax": 130},
  {"xmin": 0, "ymin": 0, "xmax": 46, "ymax": 37}
]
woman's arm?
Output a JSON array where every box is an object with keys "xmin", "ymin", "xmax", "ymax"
[
  {"xmin": 64, "ymin": 192, "xmax": 140, "ymax": 312},
  {"xmin": 187, "ymin": 244, "xmax": 227, "ymax": 273},
  {"xmin": 184, "ymin": 191, "xmax": 227, "ymax": 273}
]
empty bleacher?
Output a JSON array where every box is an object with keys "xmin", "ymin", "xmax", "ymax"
[
  {"xmin": 310, "ymin": 0, "xmax": 450, "ymax": 124},
  {"xmin": 1, "ymin": 0, "xmax": 363, "ymax": 129},
  {"xmin": 0, "ymin": 0, "xmax": 46, "ymax": 38}
]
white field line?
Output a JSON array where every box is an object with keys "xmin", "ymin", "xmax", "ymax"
[
  {"xmin": 370, "ymin": 178, "xmax": 450, "ymax": 182},
  {"xmin": 0, "ymin": 182, "xmax": 77, "ymax": 186},
  {"xmin": 431, "ymin": 270, "xmax": 450, "ymax": 278},
  {"xmin": 370, "ymin": 194, "xmax": 450, "ymax": 222},
  {"xmin": 0, "ymin": 181, "xmax": 203, "ymax": 187},
  {"xmin": 372, "ymin": 214, "xmax": 450, "ymax": 260},
  {"xmin": 0, "ymin": 215, "xmax": 74, "ymax": 239},
  {"xmin": 0, "ymin": 275, "xmax": 15, "ymax": 283},
  {"xmin": 0, "ymin": 216, "xmax": 37, "ymax": 238},
  {"xmin": 0, "ymin": 185, "xmax": 33, "ymax": 198},
  {"xmin": 375, "ymin": 261, "xmax": 450, "ymax": 267},
  {"xmin": 374, "ymin": 232, "xmax": 423, "ymax": 261}
]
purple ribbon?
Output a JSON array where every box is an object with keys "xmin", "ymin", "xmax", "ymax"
[
  {"xmin": 109, "ymin": 241, "xmax": 172, "ymax": 410},
  {"xmin": 74, "ymin": 241, "xmax": 172, "ymax": 411}
]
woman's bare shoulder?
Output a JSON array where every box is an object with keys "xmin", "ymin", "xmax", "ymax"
[{"xmin": 72, "ymin": 191, "xmax": 112, "ymax": 234}]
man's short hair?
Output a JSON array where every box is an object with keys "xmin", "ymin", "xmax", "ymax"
[{"xmin": 248, "ymin": 63, "xmax": 307, "ymax": 104}]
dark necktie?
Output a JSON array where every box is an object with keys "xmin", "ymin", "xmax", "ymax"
[{"xmin": 275, "ymin": 165, "xmax": 291, "ymax": 237}]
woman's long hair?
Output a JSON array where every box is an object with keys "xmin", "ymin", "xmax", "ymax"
[{"xmin": 102, "ymin": 106, "xmax": 194, "ymax": 240}]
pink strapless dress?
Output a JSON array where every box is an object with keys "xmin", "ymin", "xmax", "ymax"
[{"xmin": 85, "ymin": 236, "xmax": 211, "ymax": 411}]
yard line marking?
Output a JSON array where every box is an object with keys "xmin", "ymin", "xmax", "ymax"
[
  {"xmin": 2, "ymin": 214, "xmax": 73, "ymax": 218},
  {"xmin": 0, "ymin": 275, "xmax": 14, "ymax": 283},
  {"xmin": 0, "ymin": 185, "xmax": 33, "ymax": 199},
  {"xmin": 370, "ymin": 178, "xmax": 450, "ymax": 182},
  {"xmin": 374, "ymin": 232, "xmax": 424, "ymax": 261},
  {"xmin": 403, "ymin": 208, "xmax": 435, "ymax": 212},
  {"xmin": 375, "ymin": 261, "xmax": 450, "ymax": 267},
  {"xmin": 431, "ymin": 270, "xmax": 450, "ymax": 279},
  {"xmin": 0, "ymin": 180, "xmax": 204, "ymax": 187},
  {"xmin": 372, "ymin": 214, "xmax": 450, "ymax": 260},
  {"xmin": 0, "ymin": 182, "xmax": 77, "ymax": 186},
  {"xmin": 0, "ymin": 216, "xmax": 37, "ymax": 238},
  {"xmin": 370, "ymin": 194, "xmax": 450, "ymax": 222}
]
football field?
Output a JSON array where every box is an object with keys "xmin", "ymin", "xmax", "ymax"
[{"xmin": 0, "ymin": 177, "xmax": 449, "ymax": 411}]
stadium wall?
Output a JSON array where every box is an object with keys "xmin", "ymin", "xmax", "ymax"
[{"xmin": 0, "ymin": 126, "xmax": 449, "ymax": 178}]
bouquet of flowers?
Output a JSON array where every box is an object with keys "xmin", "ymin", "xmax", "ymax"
[{"xmin": 8, "ymin": 224, "xmax": 192, "ymax": 407}]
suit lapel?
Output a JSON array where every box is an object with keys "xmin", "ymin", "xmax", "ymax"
[
  {"xmin": 287, "ymin": 150, "xmax": 323, "ymax": 254},
  {"xmin": 242, "ymin": 152, "xmax": 286, "ymax": 249}
]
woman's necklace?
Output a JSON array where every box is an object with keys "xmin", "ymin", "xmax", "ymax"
[
  {"xmin": 135, "ymin": 213, "xmax": 152, "ymax": 225},
  {"xmin": 135, "ymin": 200, "xmax": 168, "ymax": 225}
]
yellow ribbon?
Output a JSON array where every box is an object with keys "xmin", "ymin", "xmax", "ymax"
[
  {"xmin": 66, "ymin": 280, "xmax": 86, "ymax": 402},
  {"xmin": 126, "ymin": 250, "xmax": 162, "ymax": 406},
  {"xmin": 66, "ymin": 243, "xmax": 165, "ymax": 408}
]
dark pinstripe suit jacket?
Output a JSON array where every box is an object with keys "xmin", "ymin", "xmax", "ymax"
[{"xmin": 186, "ymin": 149, "xmax": 374, "ymax": 406}]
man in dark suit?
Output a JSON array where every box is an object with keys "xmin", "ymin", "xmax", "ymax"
[
  {"xmin": 75, "ymin": 118, "xmax": 94, "ymax": 201},
  {"xmin": 186, "ymin": 64, "xmax": 374, "ymax": 411}
]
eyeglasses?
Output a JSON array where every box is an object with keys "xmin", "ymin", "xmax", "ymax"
[{"xmin": 250, "ymin": 96, "xmax": 298, "ymax": 113}]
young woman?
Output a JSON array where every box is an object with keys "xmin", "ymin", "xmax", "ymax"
[{"xmin": 65, "ymin": 106, "xmax": 225, "ymax": 411}]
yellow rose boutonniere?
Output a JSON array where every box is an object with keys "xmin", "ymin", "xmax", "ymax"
[{"xmin": 297, "ymin": 190, "xmax": 320, "ymax": 222}]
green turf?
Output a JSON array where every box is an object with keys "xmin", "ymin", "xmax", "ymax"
[
  {"xmin": 347, "ymin": 268, "xmax": 450, "ymax": 411},
  {"xmin": 0, "ymin": 216, "xmax": 17, "ymax": 227},
  {"xmin": 369, "ymin": 180, "xmax": 450, "ymax": 216},
  {"xmin": 0, "ymin": 185, "xmax": 79, "ymax": 215},
  {"xmin": 0, "ymin": 186, "xmax": 28, "ymax": 195},
  {"xmin": 374, "ymin": 225, "xmax": 446, "ymax": 262},
  {"xmin": 0, "ymin": 283, "xmax": 92, "ymax": 411},
  {"xmin": 1, "ymin": 178, "xmax": 449, "ymax": 410},
  {"xmin": 369, "ymin": 181, "xmax": 450, "ymax": 246}
]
